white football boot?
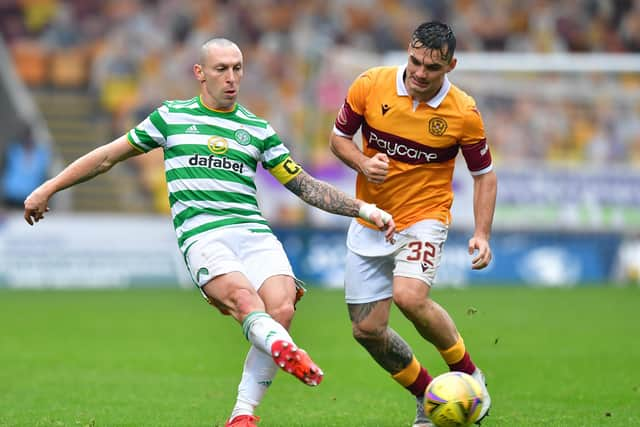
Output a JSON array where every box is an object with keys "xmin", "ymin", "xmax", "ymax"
[
  {"xmin": 413, "ymin": 395, "xmax": 434, "ymax": 427},
  {"xmin": 471, "ymin": 368, "xmax": 491, "ymax": 424}
]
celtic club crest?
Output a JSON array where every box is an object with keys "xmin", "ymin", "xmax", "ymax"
[{"xmin": 234, "ymin": 129, "xmax": 251, "ymax": 145}]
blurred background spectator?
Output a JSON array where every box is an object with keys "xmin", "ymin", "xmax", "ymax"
[
  {"xmin": 1, "ymin": 123, "xmax": 51, "ymax": 209},
  {"xmin": 1, "ymin": 0, "xmax": 639, "ymax": 223}
]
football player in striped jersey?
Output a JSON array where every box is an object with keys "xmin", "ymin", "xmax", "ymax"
[{"xmin": 24, "ymin": 38, "xmax": 395, "ymax": 427}]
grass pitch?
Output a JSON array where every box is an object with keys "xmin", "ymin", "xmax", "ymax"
[{"xmin": 1, "ymin": 286, "xmax": 639, "ymax": 427}]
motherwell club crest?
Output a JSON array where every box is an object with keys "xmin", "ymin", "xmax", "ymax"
[{"xmin": 428, "ymin": 117, "xmax": 447, "ymax": 136}]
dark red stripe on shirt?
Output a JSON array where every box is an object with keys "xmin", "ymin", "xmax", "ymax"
[
  {"xmin": 363, "ymin": 121, "xmax": 459, "ymax": 164},
  {"xmin": 461, "ymin": 138, "xmax": 492, "ymax": 172},
  {"xmin": 334, "ymin": 100, "xmax": 363, "ymax": 136}
]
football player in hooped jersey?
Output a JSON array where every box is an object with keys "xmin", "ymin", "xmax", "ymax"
[
  {"xmin": 330, "ymin": 22, "xmax": 497, "ymax": 426},
  {"xmin": 24, "ymin": 38, "xmax": 395, "ymax": 427}
]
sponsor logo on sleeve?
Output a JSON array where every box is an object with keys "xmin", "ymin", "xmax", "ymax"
[{"xmin": 337, "ymin": 103, "xmax": 349, "ymax": 126}]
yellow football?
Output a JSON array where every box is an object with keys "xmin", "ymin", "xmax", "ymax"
[{"xmin": 424, "ymin": 372, "xmax": 484, "ymax": 427}]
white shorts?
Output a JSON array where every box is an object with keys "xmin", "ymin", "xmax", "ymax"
[
  {"xmin": 184, "ymin": 226, "xmax": 294, "ymax": 290},
  {"xmin": 344, "ymin": 219, "xmax": 448, "ymax": 304}
]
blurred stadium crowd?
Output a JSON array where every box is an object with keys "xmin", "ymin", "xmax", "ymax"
[{"xmin": 1, "ymin": 0, "xmax": 640, "ymax": 215}]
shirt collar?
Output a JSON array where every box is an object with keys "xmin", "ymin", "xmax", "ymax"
[{"xmin": 395, "ymin": 65, "xmax": 451, "ymax": 108}]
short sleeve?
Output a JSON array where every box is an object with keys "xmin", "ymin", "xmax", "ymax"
[
  {"xmin": 259, "ymin": 125, "xmax": 291, "ymax": 170},
  {"xmin": 460, "ymin": 103, "xmax": 485, "ymax": 146},
  {"xmin": 127, "ymin": 106, "xmax": 168, "ymax": 152},
  {"xmin": 460, "ymin": 102, "xmax": 493, "ymax": 174},
  {"xmin": 334, "ymin": 70, "xmax": 373, "ymax": 136}
]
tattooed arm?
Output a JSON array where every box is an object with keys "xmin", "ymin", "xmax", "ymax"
[
  {"xmin": 284, "ymin": 170, "xmax": 396, "ymax": 239},
  {"xmin": 284, "ymin": 170, "xmax": 360, "ymax": 217}
]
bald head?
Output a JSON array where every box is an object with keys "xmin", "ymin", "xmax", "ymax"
[
  {"xmin": 194, "ymin": 38, "xmax": 243, "ymax": 111},
  {"xmin": 199, "ymin": 38, "xmax": 241, "ymax": 66}
]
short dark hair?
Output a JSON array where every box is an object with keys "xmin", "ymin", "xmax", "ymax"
[{"xmin": 410, "ymin": 22, "xmax": 456, "ymax": 62}]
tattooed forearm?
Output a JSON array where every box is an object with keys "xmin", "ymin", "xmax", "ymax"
[
  {"xmin": 285, "ymin": 170, "xmax": 360, "ymax": 217},
  {"xmin": 348, "ymin": 302, "xmax": 414, "ymax": 374}
]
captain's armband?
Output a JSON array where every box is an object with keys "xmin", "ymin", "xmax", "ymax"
[{"xmin": 270, "ymin": 157, "xmax": 303, "ymax": 184}]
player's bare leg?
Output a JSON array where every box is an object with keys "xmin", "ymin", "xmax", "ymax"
[
  {"xmin": 349, "ymin": 298, "xmax": 433, "ymax": 426},
  {"xmin": 228, "ymin": 276, "xmax": 296, "ymax": 422},
  {"xmin": 392, "ymin": 276, "xmax": 491, "ymax": 423},
  {"xmin": 204, "ymin": 271, "xmax": 319, "ymax": 384},
  {"xmin": 348, "ymin": 298, "xmax": 431, "ymax": 382},
  {"xmin": 210, "ymin": 274, "xmax": 323, "ymax": 426},
  {"xmin": 392, "ymin": 277, "xmax": 459, "ymax": 348},
  {"xmin": 260, "ymin": 275, "xmax": 322, "ymax": 386},
  {"xmin": 348, "ymin": 298, "xmax": 413, "ymax": 372},
  {"xmin": 204, "ymin": 273, "xmax": 322, "ymax": 387}
]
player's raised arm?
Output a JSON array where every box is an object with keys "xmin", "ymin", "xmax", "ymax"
[{"xmin": 24, "ymin": 135, "xmax": 142, "ymax": 225}]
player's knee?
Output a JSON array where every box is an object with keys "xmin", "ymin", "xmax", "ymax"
[
  {"xmin": 267, "ymin": 299, "xmax": 295, "ymax": 325},
  {"xmin": 227, "ymin": 286, "xmax": 262, "ymax": 316},
  {"xmin": 351, "ymin": 320, "xmax": 386, "ymax": 345},
  {"xmin": 393, "ymin": 286, "xmax": 429, "ymax": 314}
]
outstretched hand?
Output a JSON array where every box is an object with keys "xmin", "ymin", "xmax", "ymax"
[
  {"xmin": 358, "ymin": 203, "xmax": 396, "ymax": 243},
  {"xmin": 23, "ymin": 188, "xmax": 51, "ymax": 225},
  {"xmin": 368, "ymin": 210, "xmax": 396, "ymax": 243},
  {"xmin": 468, "ymin": 236, "xmax": 492, "ymax": 270}
]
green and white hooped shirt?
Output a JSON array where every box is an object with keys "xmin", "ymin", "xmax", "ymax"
[{"xmin": 127, "ymin": 96, "xmax": 302, "ymax": 255}]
